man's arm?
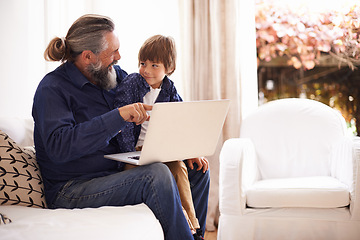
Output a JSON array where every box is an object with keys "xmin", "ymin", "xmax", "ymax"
[
  {"xmin": 118, "ymin": 103, "xmax": 152, "ymax": 125},
  {"xmin": 33, "ymin": 80, "xmax": 150, "ymax": 163}
]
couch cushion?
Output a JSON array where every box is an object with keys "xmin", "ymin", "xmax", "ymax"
[
  {"xmin": 0, "ymin": 130, "xmax": 46, "ymax": 208},
  {"xmin": 0, "ymin": 204, "xmax": 164, "ymax": 240},
  {"xmin": 246, "ymin": 176, "xmax": 350, "ymax": 208}
]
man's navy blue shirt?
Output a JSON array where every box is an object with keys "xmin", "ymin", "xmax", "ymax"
[{"xmin": 32, "ymin": 61, "xmax": 128, "ymax": 205}]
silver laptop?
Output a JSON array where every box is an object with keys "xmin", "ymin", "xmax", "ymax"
[{"xmin": 104, "ymin": 99, "xmax": 230, "ymax": 165}]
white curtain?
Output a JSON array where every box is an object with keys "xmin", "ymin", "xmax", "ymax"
[{"xmin": 178, "ymin": 0, "xmax": 258, "ymax": 231}]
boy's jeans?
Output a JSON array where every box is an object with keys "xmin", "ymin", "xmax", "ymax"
[{"xmin": 50, "ymin": 162, "xmax": 209, "ymax": 240}]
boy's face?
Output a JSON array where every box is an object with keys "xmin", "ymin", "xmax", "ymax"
[{"xmin": 139, "ymin": 60, "xmax": 168, "ymax": 89}]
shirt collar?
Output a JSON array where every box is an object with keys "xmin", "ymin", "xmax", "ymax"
[{"xmin": 64, "ymin": 61, "xmax": 93, "ymax": 89}]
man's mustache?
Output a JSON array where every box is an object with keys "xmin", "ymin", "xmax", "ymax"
[{"xmin": 108, "ymin": 60, "xmax": 118, "ymax": 69}]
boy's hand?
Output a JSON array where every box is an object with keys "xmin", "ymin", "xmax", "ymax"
[
  {"xmin": 187, "ymin": 157, "xmax": 209, "ymax": 173},
  {"xmin": 118, "ymin": 103, "xmax": 152, "ymax": 125}
]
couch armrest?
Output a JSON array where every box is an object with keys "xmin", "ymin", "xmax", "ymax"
[
  {"xmin": 350, "ymin": 137, "xmax": 360, "ymax": 220},
  {"xmin": 330, "ymin": 137, "xmax": 355, "ymax": 189},
  {"xmin": 330, "ymin": 136, "xmax": 360, "ymax": 220},
  {"xmin": 219, "ymin": 138, "xmax": 258, "ymax": 215}
]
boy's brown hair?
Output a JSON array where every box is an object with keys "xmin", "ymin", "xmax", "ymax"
[{"xmin": 138, "ymin": 35, "xmax": 177, "ymax": 76}]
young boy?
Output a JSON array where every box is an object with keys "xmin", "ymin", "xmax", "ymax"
[{"xmin": 114, "ymin": 35, "xmax": 206, "ymax": 240}]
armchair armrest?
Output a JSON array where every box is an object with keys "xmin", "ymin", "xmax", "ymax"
[
  {"xmin": 219, "ymin": 138, "xmax": 258, "ymax": 215},
  {"xmin": 351, "ymin": 137, "xmax": 360, "ymax": 220},
  {"xmin": 330, "ymin": 136, "xmax": 360, "ymax": 220}
]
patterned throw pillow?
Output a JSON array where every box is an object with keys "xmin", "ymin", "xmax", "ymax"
[
  {"xmin": 0, "ymin": 130, "xmax": 46, "ymax": 208},
  {"xmin": 0, "ymin": 213, "xmax": 12, "ymax": 224}
]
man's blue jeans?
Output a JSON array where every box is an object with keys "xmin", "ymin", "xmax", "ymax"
[{"xmin": 49, "ymin": 162, "xmax": 210, "ymax": 240}]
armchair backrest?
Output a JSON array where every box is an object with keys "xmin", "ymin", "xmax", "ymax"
[{"xmin": 240, "ymin": 98, "xmax": 347, "ymax": 180}]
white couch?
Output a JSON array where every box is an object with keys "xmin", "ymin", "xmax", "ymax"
[
  {"xmin": 0, "ymin": 117, "xmax": 163, "ymax": 240},
  {"xmin": 218, "ymin": 98, "xmax": 360, "ymax": 240}
]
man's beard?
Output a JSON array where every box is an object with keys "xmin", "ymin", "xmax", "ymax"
[{"xmin": 87, "ymin": 60, "xmax": 118, "ymax": 91}]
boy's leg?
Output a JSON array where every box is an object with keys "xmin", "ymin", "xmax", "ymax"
[
  {"xmin": 186, "ymin": 161, "xmax": 210, "ymax": 234},
  {"xmin": 165, "ymin": 161, "xmax": 200, "ymax": 230},
  {"xmin": 49, "ymin": 162, "xmax": 193, "ymax": 240},
  {"xmin": 124, "ymin": 163, "xmax": 137, "ymax": 170}
]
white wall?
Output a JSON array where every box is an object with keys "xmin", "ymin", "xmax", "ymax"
[
  {"xmin": 0, "ymin": 0, "xmax": 46, "ymax": 118},
  {"xmin": 0, "ymin": 0, "xmax": 181, "ymax": 119}
]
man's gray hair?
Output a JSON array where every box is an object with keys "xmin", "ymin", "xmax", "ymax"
[{"xmin": 44, "ymin": 14, "xmax": 115, "ymax": 62}]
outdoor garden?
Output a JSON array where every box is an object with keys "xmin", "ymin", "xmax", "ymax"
[{"xmin": 255, "ymin": 0, "xmax": 360, "ymax": 135}]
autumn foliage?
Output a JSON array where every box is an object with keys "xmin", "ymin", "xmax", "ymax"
[{"xmin": 256, "ymin": 0, "xmax": 360, "ymax": 70}]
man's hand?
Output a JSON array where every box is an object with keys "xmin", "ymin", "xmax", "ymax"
[
  {"xmin": 187, "ymin": 157, "xmax": 209, "ymax": 173},
  {"xmin": 118, "ymin": 103, "xmax": 152, "ymax": 125}
]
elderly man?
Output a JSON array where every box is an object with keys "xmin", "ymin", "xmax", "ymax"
[{"xmin": 32, "ymin": 14, "xmax": 209, "ymax": 240}]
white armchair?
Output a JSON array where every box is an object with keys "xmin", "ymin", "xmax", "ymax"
[{"xmin": 218, "ymin": 98, "xmax": 360, "ymax": 240}]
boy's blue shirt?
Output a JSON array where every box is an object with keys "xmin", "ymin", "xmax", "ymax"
[{"xmin": 114, "ymin": 73, "xmax": 183, "ymax": 153}]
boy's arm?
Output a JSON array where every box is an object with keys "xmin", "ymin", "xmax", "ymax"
[
  {"xmin": 187, "ymin": 157, "xmax": 209, "ymax": 173},
  {"xmin": 114, "ymin": 75, "xmax": 138, "ymax": 108},
  {"xmin": 114, "ymin": 74, "xmax": 141, "ymax": 153},
  {"xmin": 170, "ymin": 90, "xmax": 183, "ymax": 102},
  {"xmin": 114, "ymin": 65, "xmax": 128, "ymax": 83}
]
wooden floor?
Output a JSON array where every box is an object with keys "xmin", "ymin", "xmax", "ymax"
[{"xmin": 204, "ymin": 229, "xmax": 217, "ymax": 240}]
